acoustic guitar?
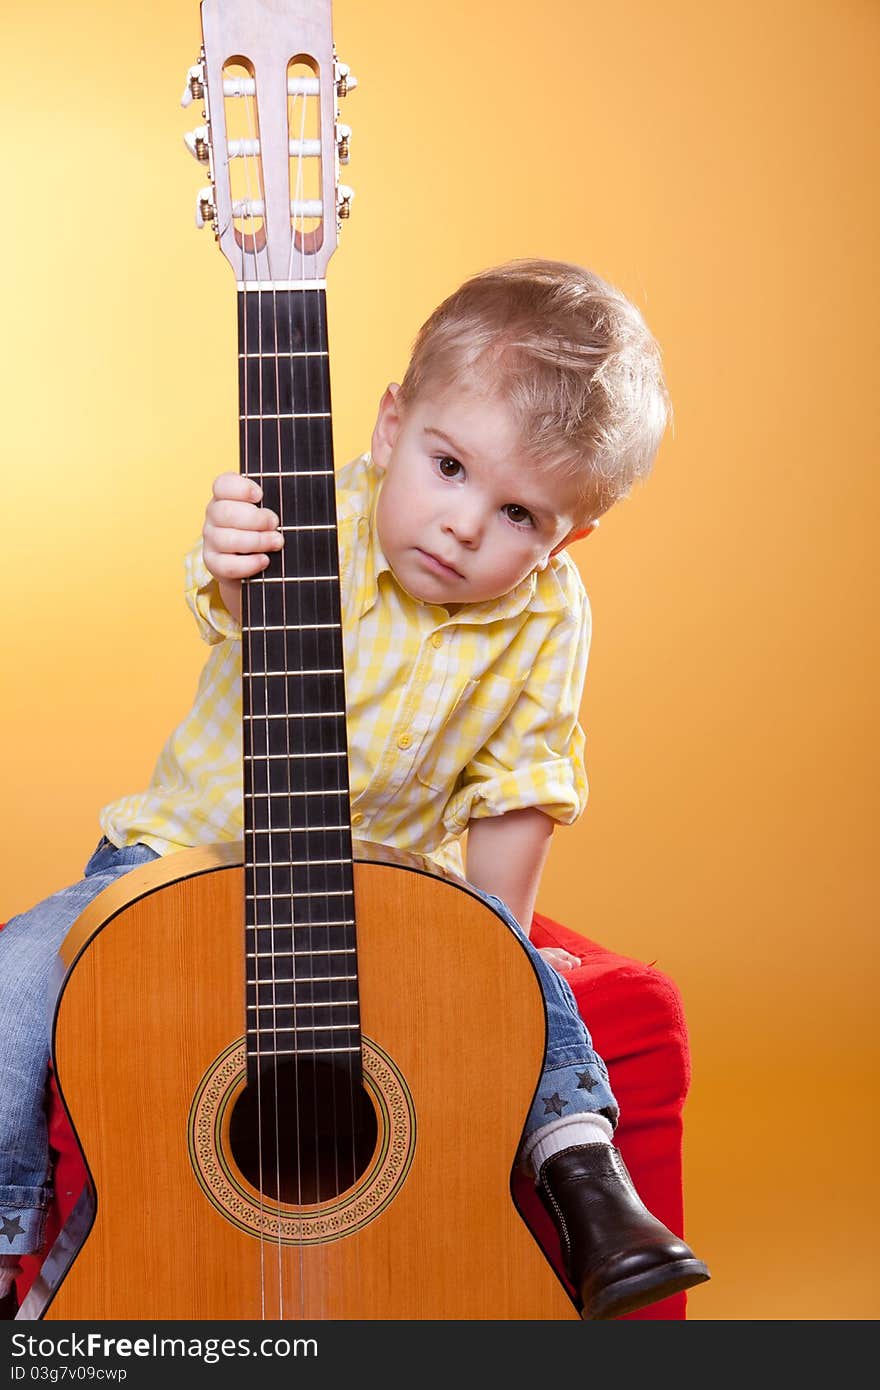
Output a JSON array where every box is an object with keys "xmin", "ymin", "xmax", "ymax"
[{"xmin": 37, "ymin": 0, "xmax": 577, "ymax": 1320}]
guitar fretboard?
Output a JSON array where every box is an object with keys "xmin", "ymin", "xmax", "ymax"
[{"xmin": 237, "ymin": 287, "xmax": 361, "ymax": 1079}]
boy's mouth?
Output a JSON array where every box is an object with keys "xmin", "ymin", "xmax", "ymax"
[{"xmin": 415, "ymin": 549, "xmax": 464, "ymax": 580}]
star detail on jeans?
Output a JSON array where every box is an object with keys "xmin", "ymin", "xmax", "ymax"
[
  {"xmin": 542, "ymin": 1091, "xmax": 568, "ymax": 1116},
  {"xmin": 576, "ymin": 1069, "xmax": 599, "ymax": 1093},
  {"xmin": 1, "ymin": 1214, "xmax": 24, "ymax": 1244}
]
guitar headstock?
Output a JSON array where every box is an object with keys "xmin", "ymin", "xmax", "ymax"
[{"xmin": 183, "ymin": 0, "xmax": 355, "ymax": 283}]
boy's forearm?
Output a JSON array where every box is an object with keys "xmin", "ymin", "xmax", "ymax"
[
  {"xmin": 465, "ymin": 808, "xmax": 554, "ymax": 933},
  {"xmin": 218, "ymin": 578, "xmax": 242, "ymax": 625}
]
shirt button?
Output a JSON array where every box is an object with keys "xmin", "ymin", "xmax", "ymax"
[
  {"xmin": 351, "ymin": 811, "xmax": 364, "ymax": 826},
  {"xmin": 430, "ymin": 633, "xmax": 444, "ymax": 649},
  {"xmin": 397, "ymin": 732, "xmax": 412, "ymax": 750}
]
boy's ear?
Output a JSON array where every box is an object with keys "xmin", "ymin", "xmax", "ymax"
[
  {"xmin": 370, "ymin": 383, "xmax": 403, "ymax": 470},
  {"xmin": 549, "ymin": 519, "xmax": 599, "ymax": 557}
]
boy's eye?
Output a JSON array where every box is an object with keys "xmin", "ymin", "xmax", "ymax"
[
  {"xmin": 437, "ymin": 456, "xmax": 462, "ymax": 478},
  {"xmin": 503, "ymin": 503, "xmax": 534, "ymax": 528}
]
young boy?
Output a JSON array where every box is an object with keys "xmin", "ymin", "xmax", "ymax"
[{"xmin": 0, "ymin": 259, "xmax": 709, "ymax": 1320}]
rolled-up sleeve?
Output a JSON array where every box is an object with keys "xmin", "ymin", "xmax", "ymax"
[
  {"xmin": 444, "ymin": 584, "xmax": 591, "ymax": 832},
  {"xmin": 183, "ymin": 540, "xmax": 242, "ymax": 645}
]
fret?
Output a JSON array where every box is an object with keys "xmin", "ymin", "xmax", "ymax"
[
  {"xmin": 245, "ymin": 719, "xmax": 346, "ymax": 762},
  {"xmin": 246, "ymin": 587, "xmax": 342, "ymax": 632},
  {"xmin": 243, "ymin": 472, "xmax": 338, "ymax": 526},
  {"xmin": 236, "ymin": 468, "xmax": 333, "ymax": 477},
  {"xmin": 247, "ymin": 948, "xmax": 357, "ymax": 959},
  {"xmin": 250, "ymin": 913, "xmax": 355, "ymax": 937},
  {"xmin": 246, "ymin": 974, "xmax": 358, "ymax": 992},
  {"xmin": 245, "ymin": 794, "xmax": 350, "ymax": 834},
  {"xmin": 238, "ymin": 342, "xmax": 331, "ymax": 411},
  {"xmin": 239, "ymin": 416, "xmax": 333, "ymax": 474},
  {"xmin": 246, "ymin": 756, "xmax": 349, "ymax": 793},
  {"xmin": 247, "ymin": 970, "xmax": 357, "ymax": 990},
  {"xmin": 257, "ymin": 574, "xmax": 338, "ymax": 583},
  {"xmin": 249, "ymin": 922, "xmax": 355, "ymax": 943},
  {"xmin": 247, "ymin": 829, "xmax": 352, "ymax": 860},
  {"xmin": 244, "ymin": 691, "xmax": 344, "ymax": 725},
  {"xmin": 245, "ymin": 751, "xmax": 346, "ymax": 761},
  {"xmin": 247, "ymin": 889, "xmax": 353, "ymax": 900},
  {"xmin": 244, "ymin": 628, "xmax": 343, "ymax": 673},
  {"xmin": 247, "ymin": 850, "xmax": 346, "ymax": 861},
  {"xmin": 240, "ymin": 412, "xmax": 332, "ymax": 421},
  {"xmin": 244, "ymin": 667, "xmax": 343, "ymax": 677},
  {"xmin": 244, "ymin": 788, "xmax": 347, "ymax": 798},
  {"xmin": 238, "ymin": 287, "xmax": 328, "ymax": 355},
  {"xmin": 247, "ymin": 1006, "xmax": 355, "ymax": 1017},
  {"xmin": 252, "ymin": 1046, "xmax": 361, "ymax": 1057},
  {"xmin": 246, "ymin": 860, "xmax": 352, "ymax": 897},
  {"xmin": 244, "ymin": 534, "xmax": 339, "ymax": 586},
  {"xmin": 243, "ymin": 711, "xmax": 345, "ymax": 720},
  {"xmin": 251, "ymin": 1023, "xmax": 359, "ymax": 1035}
]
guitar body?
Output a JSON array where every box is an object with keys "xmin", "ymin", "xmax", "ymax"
[{"xmin": 44, "ymin": 844, "xmax": 577, "ymax": 1320}]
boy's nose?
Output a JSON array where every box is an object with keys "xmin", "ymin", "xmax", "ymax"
[{"xmin": 443, "ymin": 504, "xmax": 484, "ymax": 548}]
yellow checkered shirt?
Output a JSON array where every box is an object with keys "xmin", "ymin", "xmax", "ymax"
[{"xmin": 101, "ymin": 455, "xmax": 590, "ymax": 876}]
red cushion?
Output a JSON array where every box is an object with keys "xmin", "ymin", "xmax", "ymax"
[
  {"xmin": 8, "ymin": 912, "xmax": 691, "ymax": 1319},
  {"xmin": 524, "ymin": 911, "xmax": 690, "ymax": 1320}
]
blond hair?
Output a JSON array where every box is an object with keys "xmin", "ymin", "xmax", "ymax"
[{"xmin": 398, "ymin": 259, "xmax": 671, "ymax": 520}]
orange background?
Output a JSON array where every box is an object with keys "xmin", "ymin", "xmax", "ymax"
[{"xmin": 2, "ymin": 0, "xmax": 876, "ymax": 1320}]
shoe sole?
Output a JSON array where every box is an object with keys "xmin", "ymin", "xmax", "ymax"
[{"xmin": 582, "ymin": 1260, "xmax": 711, "ymax": 1320}]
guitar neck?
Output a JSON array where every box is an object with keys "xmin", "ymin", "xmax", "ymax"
[{"xmin": 238, "ymin": 286, "xmax": 361, "ymax": 1080}]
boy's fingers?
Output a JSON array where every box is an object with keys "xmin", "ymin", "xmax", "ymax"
[
  {"xmin": 211, "ymin": 472, "xmax": 262, "ymax": 503},
  {"xmin": 202, "ymin": 549, "xmax": 271, "ymax": 580},
  {"xmin": 204, "ymin": 523, "xmax": 283, "ymax": 555},
  {"xmin": 206, "ymin": 498, "xmax": 280, "ymax": 532}
]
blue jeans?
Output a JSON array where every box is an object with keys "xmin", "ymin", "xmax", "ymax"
[
  {"xmin": 0, "ymin": 839, "xmax": 160, "ymax": 1256},
  {"xmin": 0, "ymin": 843, "xmax": 617, "ymax": 1257},
  {"xmin": 480, "ymin": 893, "xmax": 619, "ymax": 1140}
]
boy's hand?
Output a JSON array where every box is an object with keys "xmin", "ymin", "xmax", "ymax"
[
  {"xmin": 203, "ymin": 473, "xmax": 284, "ymax": 622},
  {"xmin": 538, "ymin": 946, "xmax": 582, "ymax": 974}
]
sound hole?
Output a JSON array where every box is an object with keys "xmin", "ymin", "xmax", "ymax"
[{"xmin": 228, "ymin": 1058, "xmax": 378, "ymax": 1204}]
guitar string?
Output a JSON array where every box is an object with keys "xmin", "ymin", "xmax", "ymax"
[
  {"xmin": 296, "ymin": 76, "xmax": 343, "ymax": 1321},
  {"xmin": 312, "ymin": 65, "xmax": 362, "ymax": 1316},
  {"xmin": 306, "ymin": 70, "xmax": 361, "ymax": 1313},
  {"xmin": 240, "ymin": 79, "xmax": 276, "ymax": 1318},
  {"xmin": 280, "ymin": 79, "xmax": 311, "ymax": 1324},
  {"xmin": 254, "ymin": 83, "xmax": 290, "ymax": 1319},
  {"xmin": 289, "ymin": 77, "xmax": 341, "ymax": 1323}
]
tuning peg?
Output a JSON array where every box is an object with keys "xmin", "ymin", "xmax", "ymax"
[
  {"xmin": 184, "ymin": 126, "xmax": 211, "ymax": 164},
  {"xmin": 336, "ymin": 124, "xmax": 352, "ymax": 165},
  {"xmin": 181, "ymin": 62, "xmax": 206, "ymax": 108},
  {"xmin": 337, "ymin": 185, "xmax": 355, "ymax": 220},
  {"xmin": 195, "ymin": 187, "xmax": 216, "ymax": 228},
  {"xmin": 335, "ymin": 62, "xmax": 358, "ymax": 98}
]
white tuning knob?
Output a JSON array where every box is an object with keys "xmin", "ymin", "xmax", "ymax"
[
  {"xmin": 195, "ymin": 187, "xmax": 216, "ymax": 228},
  {"xmin": 181, "ymin": 63, "xmax": 205, "ymax": 108},
  {"xmin": 184, "ymin": 126, "xmax": 211, "ymax": 164},
  {"xmin": 335, "ymin": 62, "xmax": 358, "ymax": 98}
]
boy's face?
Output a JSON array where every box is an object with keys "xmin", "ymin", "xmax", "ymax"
[{"xmin": 371, "ymin": 384, "xmax": 592, "ymax": 610}]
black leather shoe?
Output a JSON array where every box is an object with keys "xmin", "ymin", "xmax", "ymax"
[{"xmin": 538, "ymin": 1143, "xmax": 710, "ymax": 1319}]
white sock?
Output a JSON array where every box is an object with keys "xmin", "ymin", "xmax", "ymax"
[{"xmin": 521, "ymin": 1112, "xmax": 614, "ymax": 1180}]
